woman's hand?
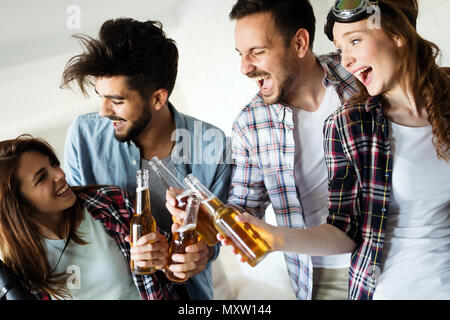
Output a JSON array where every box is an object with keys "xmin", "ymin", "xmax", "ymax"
[{"xmin": 125, "ymin": 232, "xmax": 169, "ymax": 270}]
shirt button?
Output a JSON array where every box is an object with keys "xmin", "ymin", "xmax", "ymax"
[{"xmin": 132, "ymin": 160, "xmax": 137, "ymax": 166}]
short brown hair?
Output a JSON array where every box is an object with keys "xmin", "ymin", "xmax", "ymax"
[{"xmin": 229, "ymin": 0, "xmax": 316, "ymax": 49}]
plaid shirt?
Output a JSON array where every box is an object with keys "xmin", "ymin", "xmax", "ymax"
[
  {"xmin": 227, "ymin": 53, "xmax": 357, "ymax": 299},
  {"xmin": 38, "ymin": 186, "xmax": 179, "ymax": 300},
  {"xmin": 324, "ymin": 95, "xmax": 392, "ymax": 300}
]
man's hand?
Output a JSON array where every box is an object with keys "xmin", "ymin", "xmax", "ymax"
[
  {"xmin": 125, "ymin": 232, "xmax": 169, "ymax": 270},
  {"xmin": 217, "ymin": 212, "xmax": 276, "ymax": 263},
  {"xmin": 166, "ymin": 222, "xmax": 214, "ymax": 281}
]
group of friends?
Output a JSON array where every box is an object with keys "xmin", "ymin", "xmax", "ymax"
[{"xmin": 0, "ymin": 0, "xmax": 448, "ymax": 300}]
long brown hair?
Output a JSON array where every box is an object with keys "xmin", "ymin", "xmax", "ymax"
[
  {"xmin": 347, "ymin": 0, "xmax": 450, "ymax": 160},
  {"xmin": 0, "ymin": 135, "xmax": 87, "ymax": 299}
]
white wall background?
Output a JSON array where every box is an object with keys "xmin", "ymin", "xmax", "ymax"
[{"xmin": 0, "ymin": 0, "xmax": 449, "ymax": 300}]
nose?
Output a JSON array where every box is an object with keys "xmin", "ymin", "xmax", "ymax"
[
  {"xmin": 240, "ymin": 54, "xmax": 256, "ymax": 76},
  {"xmin": 52, "ymin": 166, "xmax": 66, "ymax": 183},
  {"xmin": 98, "ymin": 97, "xmax": 114, "ymax": 118},
  {"xmin": 341, "ymin": 49, "xmax": 355, "ymax": 71}
]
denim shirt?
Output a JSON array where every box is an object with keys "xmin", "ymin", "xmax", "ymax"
[{"xmin": 63, "ymin": 103, "xmax": 232, "ymax": 300}]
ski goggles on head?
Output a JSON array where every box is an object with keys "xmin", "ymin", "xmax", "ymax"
[{"xmin": 324, "ymin": 0, "xmax": 379, "ymax": 41}]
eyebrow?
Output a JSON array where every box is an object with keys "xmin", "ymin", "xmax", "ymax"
[
  {"xmin": 94, "ymin": 88, "xmax": 125, "ymax": 100},
  {"xmin": 334, "ymin": 29, "xmax": 367, "ymax": 46},
  {"xmin": 235, "ymin": 46, "xmax": 268, "ymax": 54}
]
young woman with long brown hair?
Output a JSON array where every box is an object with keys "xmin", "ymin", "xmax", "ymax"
[
  {"xmin": 0, "ymin": 135, "xmax": 177, "ymax": 299},
  {"xmin": 215, "ymin": 0, "xmax": 449, "ymax": 300}
]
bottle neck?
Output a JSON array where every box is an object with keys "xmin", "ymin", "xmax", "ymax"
[
  {"xmin": 149, "ymin": 156, "xmax": 185, "ymax": 190},
  {"xmin": 136, "ymin": 187, "xmax": 151, "ymax": 216},
  {"xmin": 202, "ymin": 196, "xmax": 224, "ymax": 218}
]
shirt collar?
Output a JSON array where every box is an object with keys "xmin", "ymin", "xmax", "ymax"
[{"xmin": 364, "ymin": 95, "xmax": 384, "ymax": 113}]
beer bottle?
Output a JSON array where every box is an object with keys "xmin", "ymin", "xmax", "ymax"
[
  {"xmin": 184, "ymin": 174, "xmax": 272, "ymax": 267},
  {"xmin": 148, "ymin": 156, "xmax": 219, "ymax": 246},
  {"xmin": 130, "ymin": 169, "xmax": 157, "ymax": 275},
  {"xmin": 166, "ymin": 193, "xmax": 201, "ymax": 283}
]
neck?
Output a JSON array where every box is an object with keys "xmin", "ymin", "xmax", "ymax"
[
  {"xmin": 383, "ymin": 84, "xmax": 429, "ymax": 126},
  {"xmin": 33, "ymin": 211, "xmax": 64, "ymax": 240},
  {"xmin": 285, "ymin": 51, "xmax": 326, "ymax": 112},
  {"xmin": 134, "ymin": 103, "xmax": 176, "ymax": 160}
]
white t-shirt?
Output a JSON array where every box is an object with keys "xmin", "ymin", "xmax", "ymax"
[
  {"xmin": 291, "ymin": 86, "xmax": 351, "ymax": 269},
  {"xmin": 373, "ymin": 121, "xmax": 450, "ymax": 300},
  {"xmin": 44, "ymin": 209, "xmax": 141, "ymax": 300}
]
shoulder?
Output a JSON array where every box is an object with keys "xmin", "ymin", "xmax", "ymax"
[
  {"xmin": 233, "ymin": 93, "xmax": 271, "ymax": 130},
  {"xmin": 74, "ymin": 185, "xmax": 132, "ymax": 209},
  {"xmin": 318, "ymin": 53, "xmax": 358, "ymax": 95},
  {"xmin": 179, "ymin": 111, "xmax": 226, "ymax": 136},
  {"xmin": 67, "ymin": 112, "xmax": 111, "ymax": 136},
  {"xmin": 325, "ymin": 102, "xmax": 371, "ymax": 130}
]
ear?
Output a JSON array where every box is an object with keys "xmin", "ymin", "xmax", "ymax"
[
  {"xmin": 292, "ymin": 28, "xmax": 310, "ymax": 59},
  {"xmin": 392, "ymin": 35, "xmax": 405, "ymax": 48},
  {"xmin": 150, "ymin": 88, "xmax": 169, "ymax": 111}
]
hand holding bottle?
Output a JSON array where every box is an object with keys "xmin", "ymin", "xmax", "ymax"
[
  {"xmin": 217, "ymin": 212, "xmax": 277, "ymax": 263},
  {"xmin": 125, "ymin": 232, "xmax": 169, "ymax": 270},
  {"xmin": 166, "ymin": 192, "xmax": 214, "ymax": 282}
]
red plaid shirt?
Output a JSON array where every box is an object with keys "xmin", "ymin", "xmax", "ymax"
[
  {"xmin": 38, "ymin": 186, "xmax": 179, "ymax": 300},
  {"xmin": 324, "ymin": 95, "xmax": 392, "ymax": 300}
]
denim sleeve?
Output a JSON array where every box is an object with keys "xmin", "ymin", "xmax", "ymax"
[{"xmin": 63, "ymin": 117, "xmax": 84, "ymax": 187}]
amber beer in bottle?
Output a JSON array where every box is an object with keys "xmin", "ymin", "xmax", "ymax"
[
  {"xmin": 166, "ymin": 193, "xmax": 201, "ymax": 283},
  {"xmin": 148, "ymin": 156, "xmax": 219, "ymax": 246},
  {"xmin": 130, "ymin": 169, "xmax": 156, "ymax": 275},
  {"xmin": 184, "ymin": 174, "xmax": 272, "ymax": 267}
]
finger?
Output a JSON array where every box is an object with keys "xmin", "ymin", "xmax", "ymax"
[
  {"xmin": 131, "ymin": 240, "xmax": 168, "ymax": 254},
  {"xmin": 185, "ymin": 241, "xmax": 207, "ymax": 254},
  {"xmin": 171, "ymin": 223, "xmax": 181, "ymax": 233},
  {"xmin": 168, "ymin": 261, "xmax": 195, "ymax": 273},
  {"xmin": 235, "ymin": 212, "xmax": 257, "ymax": 224},
  {"xmin": 134, "ymin": 258, "xmax": 167, "ymax": 268},
  {"xmin": 170, "ymin": 252, "xmax": 203, "ymax": 264},
  {"xmin": 125, "ymin": 235, "xmax": 130, "ymax": 243},
  {"xmin": 172, "ymin": 272, "xmax": 188, "ymax": 280},
  {"xmin": 165, "ymin": 201, "xmax": 186, "ymax": 221},
  {"xmin": 136, "ymin": 232, "xmax": 166, "ymax": 246}
]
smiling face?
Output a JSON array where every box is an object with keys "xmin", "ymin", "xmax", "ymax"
[
  {"xmin": 234, "ymin": 12, "xmax": 299, "ymax": 105},
  {"xmin": 17, "ymin": 151, "xmax": 76, "ymax": 217},
  {"xmin": 333, "ymin": 19, "xmax": 403, "ymax": 97},
  {"xmin": 95, "ymin": 75, "xmax": 152, "ymax": 142}
]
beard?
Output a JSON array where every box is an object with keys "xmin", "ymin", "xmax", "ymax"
[
  {"xmin": 272, "ymin": 54, "xmax": 299, "ymax": 105},
  {"xmin": 255, "ymin": 52, "xmax": 299, "ymax": 105},
  {"xmin": 114, "ymin": 104, "xmax": 152, "ymax": 143}
]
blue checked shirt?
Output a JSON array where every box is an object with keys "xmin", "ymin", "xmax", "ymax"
[{"xmin": 227, "ymin": 53, "xmax": 357, "ymax": 299}]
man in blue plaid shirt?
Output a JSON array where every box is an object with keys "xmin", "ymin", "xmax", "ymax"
[{"xmin": 226, "ymin": 0, "xmax": 357, "ymax": 299}]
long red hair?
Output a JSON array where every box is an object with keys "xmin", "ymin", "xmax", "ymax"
[{"xmin": 347, "ymin": 0, "xmax": 449, "ymax": 160}]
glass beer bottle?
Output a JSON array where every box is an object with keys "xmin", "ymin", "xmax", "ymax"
[
  {"xmin": 130, "ymin": 169, "xmax": 157, "ymax": 275},
  {"xmin": 148, "ymin": 156, "xmax": 219, "ymax": 246},
  {"xmin": 184, "ymin": 174, "xmax": 272, "ymax": 267},
  {"xmin": 166, "ymin": 193, "xmax": 201, "ymax": 283}
]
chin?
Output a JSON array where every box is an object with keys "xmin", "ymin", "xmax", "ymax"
[
  {"xmin": 114, "ymin": 132, "xmax": 132, "ymax": 143},
  {"xmin": 262, "ymin": 92, "xmax": 281, "ymax": 105}
]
